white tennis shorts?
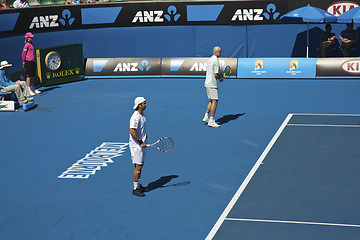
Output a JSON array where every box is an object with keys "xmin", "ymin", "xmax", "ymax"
[
  {"xmin": 130, "ymin": 146, "xmax": 146, "ymax": 165},
  {"xmin": 206, "ymin": 87, "xmax": 218, "ymax": 100}
]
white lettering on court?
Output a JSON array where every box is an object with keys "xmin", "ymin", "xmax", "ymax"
[{"xmin": 58, "ymin": 142, "xmax": 128, "ymax": 179}]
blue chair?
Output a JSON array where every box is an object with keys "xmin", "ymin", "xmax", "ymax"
[{"xmin": 0, "ymin": 91, "xmax": 13, "ymax": 101}]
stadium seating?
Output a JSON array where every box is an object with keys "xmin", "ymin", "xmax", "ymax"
[
  {"xmin": 7, "ymin": 0, "xmax": 128, "ymax": 6},
  {"xmin": 28, "ymin": 0, "xmax": 41, "ymax": 5},
  {"xmin": 8, "ymin": 0, "xmax": 15, "ymax": 7},
  {"xmin": 54, "ymin": 0, "xmax": 65, "ymax": 4},
  {"xmin": 38, "ymin": 0, "xmax": 55, "ymax": 5}
]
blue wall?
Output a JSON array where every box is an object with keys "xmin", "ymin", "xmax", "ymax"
[{"xmin": 0, "ymin": 23, "xmax": 359, "ymax": 73}]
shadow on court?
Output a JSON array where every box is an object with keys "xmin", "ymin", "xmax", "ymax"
[
  {"xmin": 216, "ymin": 113, "xmax": 245, "ymax": 125},
  {"xmin": 147, "ymin": 175, "xmax": 190, "ymax": 191},
  {"xmin": 37, "ymin": 86, "xmax": 61, "ymax": 96}
]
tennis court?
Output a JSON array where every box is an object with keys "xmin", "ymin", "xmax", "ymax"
[
  {"xmin": 207, "ymin": 113, "xmax": 360, "ymax": 240},
  {"xmin": 0, "ymin": 78, "xmax": 360, "ymax": 240}
]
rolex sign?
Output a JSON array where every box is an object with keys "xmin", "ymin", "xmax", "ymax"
[{"xmin": 36, "ymin": 44, "xmax": 85, "ymax": 86}]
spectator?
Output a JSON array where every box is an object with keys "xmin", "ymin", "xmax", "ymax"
[
  {"xmin": 62, "ymin": 0, "xmax": 87, "ymax": 4},
  {"xmin": 317, "ymin": 23, "xmax": 336, "ymax": 58},
  {"xmin": 13, "ymin": 0, "xmax": 29, "ymax": 8},
  {"xmin": 22, "ymin": 32, "xmax": 41, "ymax": 96},
  {"xmin": 340, "ymin": 22, "xmax": 358, "ymax": 57},
  {"xmin": 0, "ymin": 60, "xmax": 33, "ymax": 106},
  {"xmin": 0, "ymin": 0, "xmax": 10, "ymax": 9},
  {"xmin": 88, "ymin": 0, "xmax": 110, "ymax": 3}
]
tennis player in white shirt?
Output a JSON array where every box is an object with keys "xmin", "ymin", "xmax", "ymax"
[
  {"xmin": 203, "ymin": 46, "xmax": 222, "ymax": 128},
  {"xmin": 129, "ymin": 97, "xmax": 150, "ymax": 197}
]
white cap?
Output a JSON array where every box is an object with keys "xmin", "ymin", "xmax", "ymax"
[
  {"xmin": 0, "ymin": 60, "xmax": 12, "ymax": 69},
  {"xmin": 133, "ymin": 97, "xmax": 146, "ymax": 109}
]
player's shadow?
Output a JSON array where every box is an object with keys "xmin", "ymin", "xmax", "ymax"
[
  {"xmin": 216, "ymin": 113, "xmax": 245, "ymax": 125},
  {"xmin": 146, "ymin": 175, "xmax": 190, "ymax": 191}
]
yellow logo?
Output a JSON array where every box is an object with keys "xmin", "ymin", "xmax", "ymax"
[
  {"xmin": 290, "ymin": 60, "xmax": 298, "ymax": 70},
  {"xmin": 51, "ymin": 69, "xmax": 75, "ymax": 78},
  {"xmin": 46, "ymin": 72, "xmax": 51, "ymax": 79},
  {"xmin": 255, "ymin": 60, "xmax": 263, "ymax": 70},
  {"xmin": 75, "ymin": 67, "xmax": 80, "ymax": 75}
]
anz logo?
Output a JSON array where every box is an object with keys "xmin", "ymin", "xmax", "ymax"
[
  {"xmin": 190, "ymin": 60, "xmax": 227, "ymax": 72},
  {"xmin": 29, "ymin": 9, "xmax": 75, "ymax": 29},
  {"xmin": 132, "ymin": 5, "xmax": 181, "ymax": 23},
  {"xmin": 231, "ymin": 3, "xmax": 280, "ymax": 21},
  {"xmin": 113, "ymin": 60, "xmax": 151, "ymax": 72},
  {"xmin": 138, "ymin": 60, "xmax": 151, "ymax": 71}
]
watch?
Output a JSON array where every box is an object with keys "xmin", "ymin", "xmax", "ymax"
[{"xmin": 45, "ymin": 51, "xmax": 61, "ymax": 71}]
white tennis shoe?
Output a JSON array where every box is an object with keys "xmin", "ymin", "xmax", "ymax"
[
  {"xmin": 29, "ymin": 89, "xmax": 36, "ymax": 96},
  {"xmin": 208, "ymin": 120, "xmax": 220, "ymax": 128},
  {"xmin": 202, "ymin": 116, "xmax": 209, "ymax": 123}
]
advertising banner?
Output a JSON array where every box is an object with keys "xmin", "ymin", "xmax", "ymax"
[
  {"xmin": 85, "ymin": 58, "xmax": 161, "ymax": 77},
  {"xmin": 2, "ymin": 1, "xmax": 359, "ymax": 35},
  {"xmin": 316, "ymin": 58, "xmax": 360, "ymax": 77},
  {"xmin": 237, "ymin": 58, "xmax": 317, "ymax": 78},
  {"xmin": 0, "ymin": 0, "xmax": 287, "ymax": 35},
  {"xmin": 0, "ymin": 101, "xmax": 15, "ymax": 111},
  {"xmin": 36, "ymin": 44, "xmax": 85, "ymax": 86},
  {"xmin": 289, "ymin": 1, "xmax": 360, "ymax": 17},
  {"xmin": 161, "ymin": 58, "xmax": 238, "ymax": 78}
]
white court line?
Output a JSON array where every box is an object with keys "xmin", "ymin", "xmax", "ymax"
[
  {"xmin": 225, "ymin": 218, "xmax": 360, "ymax": 228},
  {"xmin": 292, "ymin": 113, "xmax": 360, "ymax": 116},
  {"xmin": 288, "ymin": 124, "xmax": 360, "ymax": 128},
  {"xmin": 204, "ymin": 114, "xmax": 293, "ymax": 240}
]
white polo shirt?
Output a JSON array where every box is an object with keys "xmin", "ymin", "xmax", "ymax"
[
  {"xmin": 204, "ymin": 55, "xmax": 220, "ymax": 89},
  {"xmin": 129, "ymin": 111, "xmax": 147, "ymax": 147}
]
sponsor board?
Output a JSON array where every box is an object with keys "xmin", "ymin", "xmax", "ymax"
[
  {"xmin": 316, "ymin": 58, "xmax": 360, "ymax": 77},
  {"xmin": 229, "ymin": 2, "xmax": 282, "ymax": 23},
  {"xmin": 161, "ymin": 57, "xmax": 238, "ymax": 77},
  {"xmin": 17, "ymin": 8, "xmax": 80, "ymax": 33},
  {"xmin": 36, "ymin": 44, "xmax": 85, "ymax": 86},
  {"xmin": 237, "ymin": 58, "xmax": 317, "ymax": 78},
  {"xmin": 0, "ymin": 1, "xmax": 289, "ymax": 34},
  {"xmin": 0, "ymin": 101, "xmax": 15, "ymax": 111},
  {"xmin": 85, "ymin": 58, "xmax": 161, "ymax": 77},
  {"xmin": 132, "ymin": 5, "xmax": 182, "ymax": 23},
  {"xmin": 327, "ymin": 1, "xmax": 359, "ymax": 16}
]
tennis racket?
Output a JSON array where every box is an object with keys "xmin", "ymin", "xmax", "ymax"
[{"xmin": 147, "ymin": 137, "xmax": 174, "ymax": 152}]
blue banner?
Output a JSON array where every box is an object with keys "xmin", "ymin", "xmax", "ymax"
[{"xmin": 237, "ymin": 58, "xmax": 317, "ymax": 78}]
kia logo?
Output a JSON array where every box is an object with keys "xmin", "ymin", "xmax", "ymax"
[
  {"xmin": 327, "ymin": 1, "xmax": 359, "ymax": 16},
  {"xmin": 341, "ymin": 59, "xmax": 360, "ymax": 74}
]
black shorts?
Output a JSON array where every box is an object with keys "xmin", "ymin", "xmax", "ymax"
[{"xmin": 24, "ymin": 61, "xmax": 36, "ymax": 77}]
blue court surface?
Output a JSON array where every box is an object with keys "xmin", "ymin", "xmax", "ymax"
[{"xmin": 1, "ymin": 78, "xmax": 360, "ymax": 240}]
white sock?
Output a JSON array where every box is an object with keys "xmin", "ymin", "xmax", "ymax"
[
  {"xmin": 204, "ymin": 113, "xmax": 209, "ymax": 119},
  {"xmin": 210, "ymin": 117, "xmax": 214, "ymax": 122},
  {"xmin": 133, "ymin": 181, "xmax": 139, "ymax": 190}
]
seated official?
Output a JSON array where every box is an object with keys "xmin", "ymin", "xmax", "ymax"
[
  {"xmin": 340, "ymin": 23, "xmax": 358, "ymax": 57},
  {"xmin": 0, "ymin": 60, "xmax": 33, "ymax": 106},
  {"xmin": 318, "ymin": 23, "xmax": 336, "ymax": 57}
]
